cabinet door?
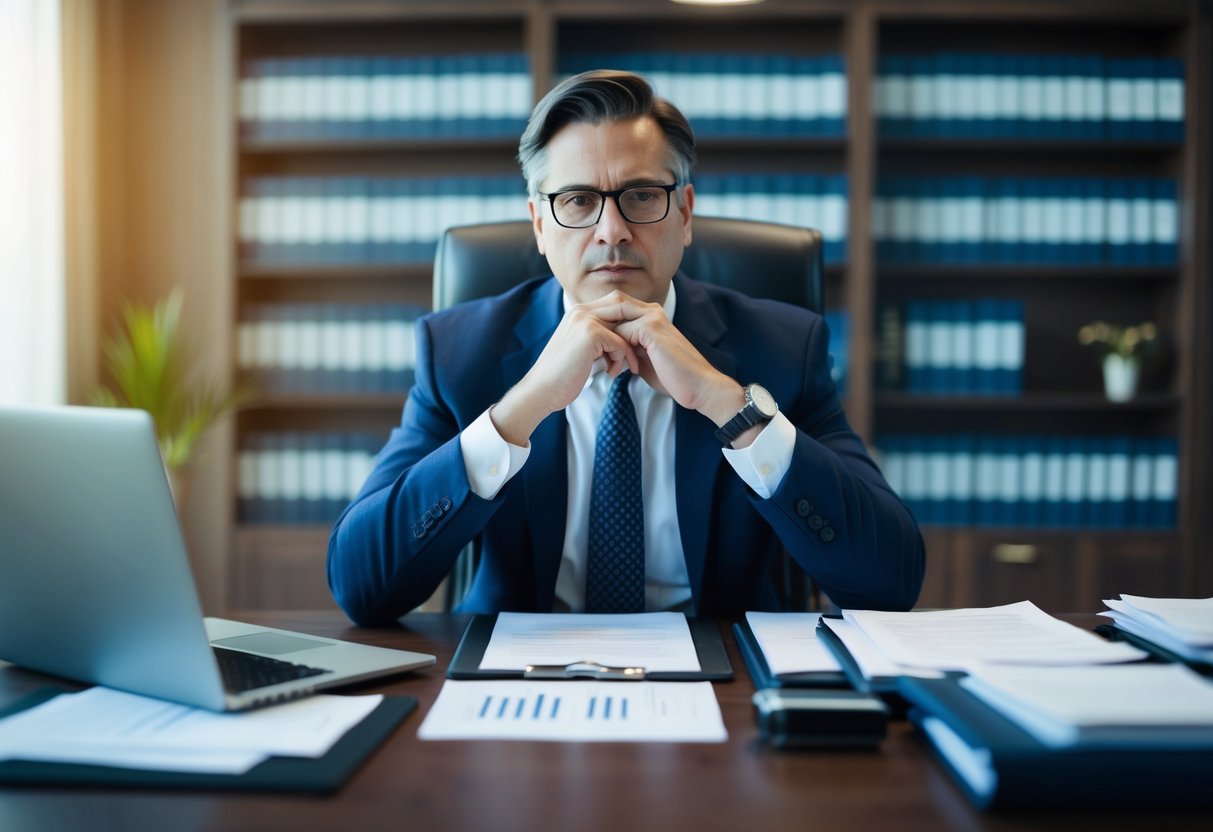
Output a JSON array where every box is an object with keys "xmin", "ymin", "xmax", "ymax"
[{"xmin": 951, "ymin": 532, "xmax": 1078, "ymax": 613}]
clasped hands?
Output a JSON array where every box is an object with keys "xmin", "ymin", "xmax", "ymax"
[{"xmin": 491, "ymin": 290, "xmax": 749, "ymax": 447}]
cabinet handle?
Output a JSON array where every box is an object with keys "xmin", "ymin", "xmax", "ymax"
[{"xmin": 991, "ymin": 543, "xmax": 1038, "ymax": 564}]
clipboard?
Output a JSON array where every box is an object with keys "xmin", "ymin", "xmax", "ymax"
[
  {"xmin": 732, "ymin": 619, "xmax": 850, "ymax": 689},
  {"xmin": 0, "ymin": 687, "xmax": 417, "ymax": 793},
  {"xmin": 447, "ymin": 614, "xmax": 733, "ymax": 681}
]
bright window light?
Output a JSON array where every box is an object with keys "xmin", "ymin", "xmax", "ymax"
[{"xmin": 0, "ymin": 0, "xmax": 65, "ymax": 405}]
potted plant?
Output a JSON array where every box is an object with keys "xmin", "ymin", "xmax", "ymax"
[
  {"xmin": 93, "ymin": 288, "xmax": 247, "ymax": 504},
  {"xmin": 1076, "ymin": 320, "xmax": 1158, "ymax": 402}
]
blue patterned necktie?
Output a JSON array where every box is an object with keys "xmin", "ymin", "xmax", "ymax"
[{"xmin": 585, "ymin": 370, "xmax": 645, "ymax": 613}]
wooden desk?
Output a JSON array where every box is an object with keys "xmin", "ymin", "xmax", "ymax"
[{"xmin": 0, "ymin": 612, "xmax": 1208, "ymax": 832}]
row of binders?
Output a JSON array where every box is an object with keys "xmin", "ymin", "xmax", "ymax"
[
  {"xmin": 876, "ymin": 433, "xmax": 1179, "ymax": 529},
  {"xmin": 561, "ymin": 52, "xmax": 847, "ymax": 137},
  {"xmin": 876, "ymin": 53, "xmax": 1185, "ymax": 141},
  {"xmin": 901, "ymin": 299, "xmax": 1024, "ymax": 396},
  {"xmin": 237, "ymin": 303, "xmax": 425, "ymax": 394},
  {"xmin": 873, "ymin": 175, "xmax": 1178, "ymax": 266},
  {"xmin": 238, "ymin": 175, "xmax": 526, "ymax": 266},
  {"xmin": 740, "ymin": 597, "xmax": 1213, "ymax": 810},
  {"xmin": 238, "ymin": 52, "xmax": 532, "ymax": 140},
  {"xmin": 237, "ymin": 173, "xmax": 849, "ymax": 267},
  {"xmin": 692, "ymin": 172, "xmax": 847, "ymax": 264},
  {"xmin": 237, "ymin": 431, "xmax": 383, "ymax": 525}
]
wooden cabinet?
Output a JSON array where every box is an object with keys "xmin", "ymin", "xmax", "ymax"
[{"xmin": 222, "ymin": 0, "xmax": 1210, "ymax": 611}]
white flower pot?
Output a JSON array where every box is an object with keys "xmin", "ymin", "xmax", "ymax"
[{"xmin": 1102, "ymin": 354, "xmax": 1140, "ymax": 402}]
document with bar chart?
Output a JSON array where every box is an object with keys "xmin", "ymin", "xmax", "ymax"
[{"xmin": 417, "ymin": 680, "xmax": 727, "ymax": 742}]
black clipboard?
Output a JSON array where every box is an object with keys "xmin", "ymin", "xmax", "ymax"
[
  {"xmin": 0, "ymin": 687, "xmax": 416, "ymax": 793},
  {"xmin": 447, "ymin": 614, "xmax": 733, "ymax": 681},
  {"xmin": 732, "ymin": 618, "xmax": 850, "ymax": 689}
]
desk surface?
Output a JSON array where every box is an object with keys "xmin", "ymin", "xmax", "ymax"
[{"xmin": 1, "ymin": 611, "xmax": 1208, "ymax": 832}]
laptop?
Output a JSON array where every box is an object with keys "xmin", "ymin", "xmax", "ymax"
[{"xmin": 0, "ymin": 404, "xmax": 434, "ymax": 711}]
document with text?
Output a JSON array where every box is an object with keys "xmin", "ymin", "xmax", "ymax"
[
  {"xmin": 418, "ymin": 679, "xmax": 726, "ymax": 742},
  {"xmin": 744, "ymin": 612, "xmax": 841, "ymax": 676},
  {"xmin": 478, "ymin": 612, "xmax": 701, "ymax": 672},
  {"xmin": 839, "ymin": 601, "xmax": 1146, "ymax": 671},
  {"xmin": 0, "ymin": 687, "xmax": 383, "ymax": 774}
]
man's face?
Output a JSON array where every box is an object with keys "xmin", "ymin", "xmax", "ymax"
[{"xmin": 529, "ymin": 117, "xmax": 694, "ymax": 305}]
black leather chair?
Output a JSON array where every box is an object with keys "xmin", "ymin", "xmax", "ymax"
[{"xmin": 431, "ymin": 216, "xmax": 825, "ymax": 611}]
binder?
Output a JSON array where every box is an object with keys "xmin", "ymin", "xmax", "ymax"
[
  {"xmin": 901, "ymin": 675, "xmax": 1213, "ymax": 810},
  {"xmin": 0, "ymin": 687, "xmax": 417, "ymax": 793},
  {"xmin": 814, "ymin": 616, "xmax": 910, "ymax": 714},
  {"xmin": 1095, "ymin": 622, "xmax": 1213, "ymax": 675},
  {"xmin": 732, "ymin": 619, "xmax": 850, "ymax": 690},
  {"xmin": 447, "ymin": 614, "xmax": 733, "ymax": 681}
]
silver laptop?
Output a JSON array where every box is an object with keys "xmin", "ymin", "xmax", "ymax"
[{"xmin": 0, "ymin": 404, "xmax": 434, "ymax": 711}]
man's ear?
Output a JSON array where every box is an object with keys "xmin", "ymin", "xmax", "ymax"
[{"xmin": 529, "ymin": 198, "xmax": 546, "ymax": 255}]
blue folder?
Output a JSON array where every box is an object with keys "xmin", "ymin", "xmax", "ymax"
[{"xmin": 900, "ymin": 675, "xmax": 1213, "ymax": 810}]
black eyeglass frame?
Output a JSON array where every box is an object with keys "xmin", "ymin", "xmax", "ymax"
[{"xmin": 538, "ymin": 182, "xmax": 683, "ymax": 228}]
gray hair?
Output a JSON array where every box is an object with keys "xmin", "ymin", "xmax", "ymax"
[{"xmin": 517, "ymin": 69, "xmax": 697, "ymax": 198}]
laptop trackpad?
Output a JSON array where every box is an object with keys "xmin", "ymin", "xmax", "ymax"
[{"xmin": 212, "ymin": 632, "xmax": 331, "ymax": 655}]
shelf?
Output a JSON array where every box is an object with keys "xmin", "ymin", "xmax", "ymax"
[
  {"xmin": 876, "ymin": 264, "xmax": 1178, "ymax": 282},
  {"xmin": 238, "ymin": 262, "xmax": 432, "ymax": 281},
  {"xmin": 240, "ymin": 136, "xmax": 520, "ymax": 155},
  {"xmin": 878, "ymin": 138, "xmax": 1183, "ymax": 155},
  {"xmin": 242, "ymin": 393, "xmax": 406, "ymax": 410},
  {"xmin": 875, "ymin": 392, "xmax": 1179, "ymax": 412}
]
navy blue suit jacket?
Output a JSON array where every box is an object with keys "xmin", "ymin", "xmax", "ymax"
[{"xmin": 327, "ymin": 273, "xmax": 924, "ymax": 625}]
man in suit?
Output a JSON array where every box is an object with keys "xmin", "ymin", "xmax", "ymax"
[{"xmin": 328, "ymin": 70, "xmax": 924, "ymax": 625}]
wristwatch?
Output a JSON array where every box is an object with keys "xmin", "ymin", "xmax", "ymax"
[{"xmin": 714, "ymin": 383, "xmax": 779, "ymax": 444}]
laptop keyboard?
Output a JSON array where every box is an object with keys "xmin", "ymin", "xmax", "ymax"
[{"xmin": 213, "ymin": 646, "xmax": 328, "ymax": 693}]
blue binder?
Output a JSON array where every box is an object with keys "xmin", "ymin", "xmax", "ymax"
[{"xmin": 901, "ymin": 675, "xmax": 1213, "ymax": 810}]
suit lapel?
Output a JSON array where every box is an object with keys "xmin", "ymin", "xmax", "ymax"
[
  {"xmin": 671, "ymin": 276, "xmax": 734, "ymax": 612},
  {"xmin": 503, "ymin": 279, "xmax": 567, "ymax": 610}
]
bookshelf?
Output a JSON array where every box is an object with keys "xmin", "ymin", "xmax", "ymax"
[{"xmin": 222, "ymin": 0, "xmax": 1211, "ymax": 613}]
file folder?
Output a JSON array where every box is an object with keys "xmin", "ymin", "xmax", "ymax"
[
  {"xmin": 732, "ymin": 619, "xmax": 850, "ymax": 689},
  {"xmin": 814, "ymin": 616, "xmax": 907, "ymax": 704},
  {"xmin": 1095, "ymin": 622, "xmax": 1213, "ymax": 674},
  {"xmin": 447, "ymin": 614, "xmax": 733, "ymax": 681},
  {"xmin": 900, "ymin": 676, "xmax": 1213, "ymax": 810},
  {"xmin": 0, "ymin": 687, "xmax": 416, "ymax": 793}
]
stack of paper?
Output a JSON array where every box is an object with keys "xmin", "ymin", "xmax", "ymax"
[
  {"xmin": 0, "ymin": 687, "xmax": 382, "ymax": 774},
  {"xmin": 960, "ymin": 663, "xmax": 1213, "ymax": 748},
  {"xmin": 1100, "ymin": 594, "xmax": 1213, "ymax": 665},
  {"xmin": 823, "ymin": 600, "xmax": 1146, "ymax": 679}
]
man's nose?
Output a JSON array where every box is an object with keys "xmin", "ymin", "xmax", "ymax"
[{"xmin": 595, "ymin": 195, "xmax": 633, "ymax": 246}]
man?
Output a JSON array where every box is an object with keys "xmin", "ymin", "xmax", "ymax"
[{"xmin": 328, "ymin": 70, "xmax": 924, "ymax": 625}]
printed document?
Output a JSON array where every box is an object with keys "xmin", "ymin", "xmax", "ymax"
[
  {"xmin": 961, "ymin": 663, "xmax": 1213, "ymax": 748},
  {"xmin": 841, "ymin": 601, "xmax": 1145, "ymax": 671},
  {"xmin": 744, "ymin": 612, "xmax": 841, "ymax": 675},
  {"xmin": 478, "ymin": 612, "xmax": 700, "ymax": 672},
  {"xmin": 0, "ymin": 686, "xmax": 382, "ymax": 774},
  {"xmin": 418, "ymin": 679, "xmax": 726, "ymax": 742}
]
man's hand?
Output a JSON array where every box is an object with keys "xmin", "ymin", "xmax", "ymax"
[
  {"xmin": 491, "ymin": 293, "xmax": 641, "ymax": 445},
  {"xmin": 602, "ymin": 291, "xmax": 747, "ymax": 430}
]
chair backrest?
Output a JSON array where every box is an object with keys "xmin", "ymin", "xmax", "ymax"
[
  {"xmin": 430, "ymin": 215, "xmax": 825, "ymax": 611},
  {"xmin": 433, "ymin": 216, "xmax": 823, "ymax": 313}
]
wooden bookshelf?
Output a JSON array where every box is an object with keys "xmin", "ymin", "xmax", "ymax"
[{"xmin": 219, "ymin": 0, "xmax": 1211, "ymax": 612}]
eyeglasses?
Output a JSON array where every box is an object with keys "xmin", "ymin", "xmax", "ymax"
[{"xmin": 539, "ymin": 183, "xmax": 681, "ymax": 228}]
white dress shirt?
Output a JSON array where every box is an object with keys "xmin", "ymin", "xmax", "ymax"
[{"xmin": 460, "ymin": 282, "xmax": 797, "ymax": 611}]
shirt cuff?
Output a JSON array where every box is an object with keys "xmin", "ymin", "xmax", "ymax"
[
  {"xmin": 462, "ymin": 407, "xmax": 531, "ymax": 500},
  {"xmin": 721, "ymin": 411, "xmax": 795, "ymax": 500}
]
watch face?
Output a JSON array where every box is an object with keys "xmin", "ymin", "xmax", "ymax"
[{"xmin": 747, "ymin": 384, "xmax": 778, "ymax": 419}]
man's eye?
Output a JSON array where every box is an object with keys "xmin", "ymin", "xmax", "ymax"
[
  {"xmin": 560, "ymin": 193, "xmax": 596, "ymax": 208},
  {"xmin": 628, "ymin": 190, "xmax": 658, "ymax": 203}
]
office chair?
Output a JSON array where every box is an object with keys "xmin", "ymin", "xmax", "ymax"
[{"xmin": 431, "ymin": 215, "xmax": 825, "ymax": 611}]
